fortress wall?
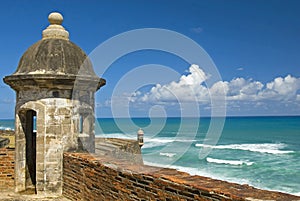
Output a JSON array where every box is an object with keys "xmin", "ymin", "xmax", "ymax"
[
  {"xmin": 63, "ymin": 152, "xmax": 300, "ymax": 201},
  {"xmin": 0, "ymin": 147, "xmax": 14, "ymax": 191}
]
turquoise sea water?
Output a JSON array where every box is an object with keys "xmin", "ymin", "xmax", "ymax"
[{"xmin": 1, "ymin": 116, "xmax": 299, "ymax": 195}]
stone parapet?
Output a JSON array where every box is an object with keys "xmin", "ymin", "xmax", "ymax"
[
  {"xmin": 95, "ymin": 138, "xmax": 143, "ymax": 165},
  {"xmin": 63, "ymin": 152, "xmax": 300, "ymax": 201}
]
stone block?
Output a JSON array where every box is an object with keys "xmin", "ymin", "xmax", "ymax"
[
  {"xmin": 61, "ymin": 116, "xmax": 71, "ymax": 124},
  {"xmin": 46, "ymin": 125, "xmax": 61, "ymax": 135},
  {"xmin": 46, "ymin": 107, "xmax": 56, "ymax": 114},
  {"xmin": 57, "ymin": 107, "xmax": 70, "ymax": 115},
  {"xmin": 61, "ymin": 125, "xmax": 72, "ymax": 135}
]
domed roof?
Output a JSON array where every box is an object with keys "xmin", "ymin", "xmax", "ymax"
[
  {"xmin": 15, "ymin": 38, "xmax": 95, "ymax": 76},
  {"xmin": 4, "ymin": 12, "xmax": 105, "ymax": 91}
]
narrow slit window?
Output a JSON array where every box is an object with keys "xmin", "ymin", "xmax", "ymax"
[
  {"xmin": 33, "ymin": 115, "xmax": 37, "ymax": 133},
  {"xmin": 79, "ymin": 115, "xmax": 83, "ymax": 134}
]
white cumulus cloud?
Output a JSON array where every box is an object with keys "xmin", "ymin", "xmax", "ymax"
[
  {"xmin": 104, "ymin": 64, "xmax": 300, "ymax": 116},
  {"xmin": 131, "ymin": 64, "xmax": 300, "ymax": 106},
  {"xmin": 214, "ymin": 78, "xmax": 264, "ymax": 101},
  {"xmin": 136, "ymin": 64, "xmax": 211, "ymax": 103},
  {"xmin": 263, "ymin": 75, "xmax": 300, "ymax": 100}
]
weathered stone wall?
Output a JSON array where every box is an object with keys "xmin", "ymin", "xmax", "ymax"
[
  {"xmin": 14, "ymin": 90, "xmax": 96, "ymax": 195},
  {"xmin": 14, "ymin": 97, "xmax": 73, "ymax": 194},
  {"xmin": 63, "ymin": 152, "xmax": 300, "ymax": 201},
  {"xmin": 0, "ymin": 147, "xmax": 15, "ymax": 191}
]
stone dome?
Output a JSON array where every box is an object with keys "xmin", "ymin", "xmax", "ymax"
[
  {"xmin": 15, "ymin": 38, "xmax": 96, "ymax": 76},
  {"xmin": 4, "ymin": 12, "xmax": 105, "ymax": 91}
]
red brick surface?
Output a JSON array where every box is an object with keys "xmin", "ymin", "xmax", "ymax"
[
  {"xmin": 63, "ymin": 152, "xmax": 300, "ymax": 201},
  {"xmin": 0, "ymin": 147, "xmax": 14, "ymax": 191}
]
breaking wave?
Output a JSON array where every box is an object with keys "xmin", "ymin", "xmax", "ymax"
[
  {"xmin": 96, "ymin": 133, "xmax": 134, "ymax": 139},
  {"xmin": 142, "ymin": 137, "xmax": 195, "ymax": 149},
  {"xmin": 0, "ymin": 126, "xmax": 14, "ymax": 131},
  {"xmin": 206, "ymin": 157, "xmax": 254, "ymax": 166},
  {"xmin": 159, "ymin": 152, "xmax": 176, "ymax": 158},
  {"xmin": 195, "ymin": 143, "xmax": 294, "ymax": 154},
  {"xmin": 142, "ymin": 138, "xmax": 174, "ymax": 148}
]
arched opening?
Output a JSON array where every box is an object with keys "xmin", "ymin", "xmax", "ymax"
[
  {"xmin": 78, "ymin": 110, "xmax": 95, "ymax": 152},
  {"xmin": 79, "ymin": 114, "xmax": 83, "ymax": 134},
  {"xmin": 24, "ymin": 110, "xmax": 37, "ymax": 193},
  {"xmin": 79, "ymin": 113, "xmax": 93, "ymax": 135}
]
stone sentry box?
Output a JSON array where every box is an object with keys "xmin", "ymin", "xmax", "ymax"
[{"xmin": 3, "ymin": 12, "xmax": 105, "ymax": 196}]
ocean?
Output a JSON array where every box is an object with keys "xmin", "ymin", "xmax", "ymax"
[{"xmin": 1, "ymin": 116, "xmax": 299, "ymax": 196}]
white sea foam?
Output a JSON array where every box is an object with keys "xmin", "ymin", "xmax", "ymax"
[
  {"xmin": 96, "ymin": 133, "xmax": 134, "ymax": 139},
  {"xmin": 159, "ymin": 152, "xmax": 176, "ymax": 158},
  {"xmin": 144, "ymin": 161, "xmax": 250, "ymax": 184},
  {"xmin": 96, "ymin": 134, "xmax": 176, "ymax": 149},
  {"xmin": 293, "ymin": 192, "xmax": 300, "ymax": 196},
  {"xmin": 147, "ymin": 138, "xmax": 174, "ymax": 143},
  {"xmin": 176, "ymin": 139, "xmax": 197, "ymax": 142},
  {"xmin": 141, "ymin": 137, "xmax": 174, "ymax": 148},
  {"xmin": 142, "ymin": 137, "xmax": 196, "ymax": 149},
  {"xmin": 143, "ymin": 161, "xmax": 214, "ymax": 178},
  {"xmin": 144, "ymin": 160, "xmax": 298, "ymax": 196},
  {"xmin": 206, "ymin": 157, "xmax": 254, "ymax": 166},
  {"xmin": 195, "ymin": 143, "xmax": 294, "ymax": 154},
  {"xmin": 0, "ymin": 126, "xmax": 14, "ymax": 131}
]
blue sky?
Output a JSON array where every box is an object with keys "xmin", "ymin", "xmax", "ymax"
[{"xmin": 0, "ymin": 0, "xmax": 300, "ymax": 118}]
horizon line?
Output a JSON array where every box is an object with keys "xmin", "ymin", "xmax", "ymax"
[{"xmin": 0, "ymin": 114, "xmax": 300, "ymax": 120}]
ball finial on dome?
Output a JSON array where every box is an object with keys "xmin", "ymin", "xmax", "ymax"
[
  {"xmin": 48, "ymin": 12, "xmax": 63, "ymax": 25},
  {"xmin": 43, "ymin": 12, "xmax": 69, "ymax": 40}
]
